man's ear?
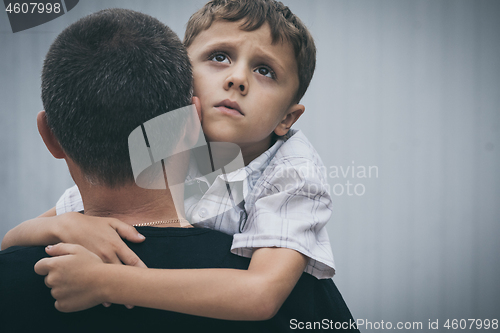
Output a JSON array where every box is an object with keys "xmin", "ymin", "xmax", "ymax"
[
  {"xmin": 37, "ymin": 111, "xmax": 66, "ymax": 159},
  {"xmin": 274, "ymin": 104, "xmax": 305, "ymax": 137}
]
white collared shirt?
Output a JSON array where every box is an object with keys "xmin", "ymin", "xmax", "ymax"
[{"xmin": 56, "ymin": 129, "xmax": 335, "ymax": 279}]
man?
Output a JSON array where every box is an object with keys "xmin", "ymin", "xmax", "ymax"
[{"xmin": 0, "ymin": 8, "xmax": 358, "ymax": 332}]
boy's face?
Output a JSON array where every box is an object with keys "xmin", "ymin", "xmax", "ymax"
[{"xmin": 187, "ymin": 20, "xmax": 304, "ymax": 161}]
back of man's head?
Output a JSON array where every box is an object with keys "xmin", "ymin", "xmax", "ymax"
[{"xmin": 42, "ymin": 8, "xmax": 192, "ymax": 187}]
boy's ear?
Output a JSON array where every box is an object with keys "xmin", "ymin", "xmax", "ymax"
[
  {"xmin": 274, "ymin": 104, "xmax": 305, "ymax": 137},
  {"xmin": 37, "ymin": 111, "xmax": 66, "ymax": 159},
  {"xmin": 179, "ymin": 97, "xmax": 204, "ymax": 148},
  {"xmin": 192, "ymin": 96, "xmax": 202, "ymax": 122}
]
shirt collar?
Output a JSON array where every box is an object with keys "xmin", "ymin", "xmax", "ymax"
[{"xmin": 185, "ymin": 129, "xmax": 298, "ymax": 185}]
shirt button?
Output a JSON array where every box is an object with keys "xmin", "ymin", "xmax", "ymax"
[{"xmin": 198, "ymin": 208, "xmax": 208, "ymax": 218}]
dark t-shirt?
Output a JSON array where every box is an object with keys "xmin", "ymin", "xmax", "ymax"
[{"xmin": 0, "ymin": 227, "xmax": 359, "ymax": 332}]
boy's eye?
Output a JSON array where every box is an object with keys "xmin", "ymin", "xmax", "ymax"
[
  {"xmin": 255, "ymin": 66, "xmax": 275, "ymax": 79},
  {"xmin": 209, "ymin": 53, "xmax": 230, "ymax": 64}
]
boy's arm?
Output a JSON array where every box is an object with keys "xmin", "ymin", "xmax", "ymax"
[
  {"xmin": 1, "ymin": 207, "xmax": 62, "ymax": 250},
  {"xmin": 1, "ymin": 212, "xmax": 146, "ymax": 267},
  {"xmin": 35, "ymin": 243, "xmax": 308, "ymax": 320},
  {"xmin": 38, "ymin": 206, "xmax": 57, "ymax": 217}
]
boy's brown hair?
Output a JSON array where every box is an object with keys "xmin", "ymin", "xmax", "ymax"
[{"xmin": 184, "ymin": 0, "xmax": 316, "ymax": 103}]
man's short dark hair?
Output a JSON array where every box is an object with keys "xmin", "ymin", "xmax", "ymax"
[{"xmin": 41, "ymin": 8, "xmax": 192, "ymax": 187}]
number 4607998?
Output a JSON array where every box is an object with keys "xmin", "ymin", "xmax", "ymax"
[
  {"xmin": 444, "ymin": 319, "xmax": 498, "ymax": 330},
  {"xmin": 6, "ymin": 2, "xmax": 61, "ymax": 14}
]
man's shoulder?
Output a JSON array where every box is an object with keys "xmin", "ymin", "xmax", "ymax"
[
  {"xmin": 0, "ymin": 245, "xmax": 48, "ymax": 287},
  {"xmin": 0, "ymin": 245, "xmax": 58, "ymax": 326},
  {"xmin": 0, "ymin": 245, "xmax": 47, "ymax": 262}
]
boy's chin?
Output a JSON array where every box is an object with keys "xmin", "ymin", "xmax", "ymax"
[
  {"xmin": 202, "ymin": 133, "xmax": 216, "ymax": 143},
  {"xmin": 202, "ymin": 128, "xmax": 234, "ymax": 144}
]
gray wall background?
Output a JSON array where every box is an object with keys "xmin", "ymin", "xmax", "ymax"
[{"xmin": 1, "ymin": 0, "xmax": 499, "ymax": 330}]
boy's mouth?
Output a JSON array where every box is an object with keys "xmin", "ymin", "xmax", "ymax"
[{"xmin": 214, "ymin": 99, "xmax": 244, "ymax": 116}]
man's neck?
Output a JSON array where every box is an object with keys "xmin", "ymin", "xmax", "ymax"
[
  {"xmin": 79, "ymin": 183, "xmax": 186, "ymax": 227},
  {"xmin": 65, "ymin": 151, "xmax": 190, "ymax": 227}
]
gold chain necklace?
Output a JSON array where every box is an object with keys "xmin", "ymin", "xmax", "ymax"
[{"xmin": 133, "ymin": 218, "xmax": 189, "ymax": 227}]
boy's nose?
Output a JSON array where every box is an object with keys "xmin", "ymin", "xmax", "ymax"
[{"xmin": 224, "ymin": 69, "xmax": 248, "ymax": 95}]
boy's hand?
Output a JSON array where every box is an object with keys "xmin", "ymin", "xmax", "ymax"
[
  {"xmin": 55, "ymin": 212, "xmax": 147, "ymax": 268},
  {"xmin": 35, "ymin": 243, "xmax": 108, "ymax": 312}
]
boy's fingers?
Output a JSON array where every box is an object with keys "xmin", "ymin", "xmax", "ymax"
[
  {"xmin": 101, "ymin": 303, "xmax": 135, "ymax": 309},
  {"xmin": 45, "ymin": 243, "xmax": 81, "ymax": 257},
  {"xmin": 34, "ymin": 257, "xmax": 52, "ymax": 276},
  {"xmin": 35, "ymin": 243, "xmax": 82, "ymax": 275},
  {"xmin": 117, "ymin": 247, "xmax": 147, "ymax": 268},
  {"xmin": 95, "ymin": 245, "xmax": 128, "ymax": 266},
  {"xmin": 54, "ymin": 300, "xmax": 71, "ymax": 313},
  {"xmin": 104, "ymin": 253, "xmax": 122, "ymax": 265},
  {"xmin": 113, "ymin": 222, "xmax": 145, "ymax": 244},
  {"xmin": 131, "ymin": 257, "xmax": 147, "ymax": 268}
]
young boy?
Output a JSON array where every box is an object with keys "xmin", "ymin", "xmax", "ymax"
[{"xmin": 2, "ymin": 0, "xmax": 336, "ymax": 318}]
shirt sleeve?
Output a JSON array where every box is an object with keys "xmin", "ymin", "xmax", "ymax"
[
  {"xmin": 231, "ymin": 157, "xmax": 336, "ymax": 279},
  {"xmin": 55, "ymin": 184, "xmax": 84, "ymax": 215}
]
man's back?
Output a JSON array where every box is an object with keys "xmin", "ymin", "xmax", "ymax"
[{"xmin": 0, "ymin": 226, "xmax": 358, "ymax": 332}]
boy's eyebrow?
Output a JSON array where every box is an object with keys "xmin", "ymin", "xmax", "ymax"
[
  {"xmin": 252, "ymin": 46, "xmax": 286, "ymax": 74},
  {"xmin": 201, "ymin": 41, "xmax": 237, "ymax": 54}
]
